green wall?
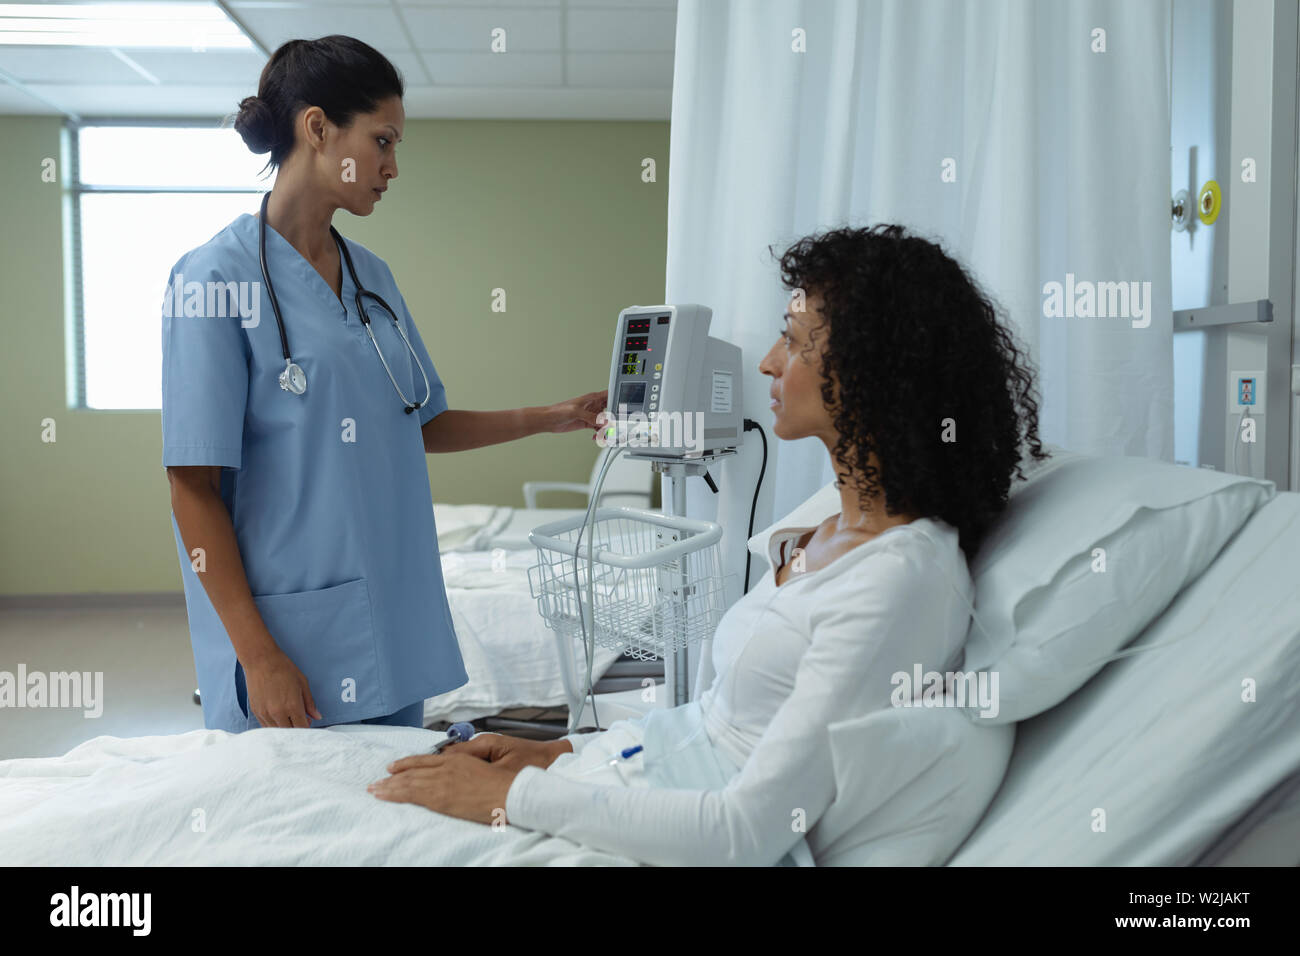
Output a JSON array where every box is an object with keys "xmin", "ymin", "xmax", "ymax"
[{"xmin": 0, "ymin": 116, "xmax": 669, "ymax": 595}]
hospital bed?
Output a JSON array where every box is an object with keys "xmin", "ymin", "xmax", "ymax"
[
  {"xmin": 448, "ymin": 443, "xmax": 1300, "ymax": 864},
  {"xmin": 3, "ymin": 447, "xmax": 1297, "ymax": 865}
]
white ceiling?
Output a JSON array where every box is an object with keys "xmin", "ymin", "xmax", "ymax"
[{"xmin": 0, "ymin": 0, "xmax": 678, "ymax": 120}]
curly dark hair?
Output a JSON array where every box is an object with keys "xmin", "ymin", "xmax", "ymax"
[{"xmin": 771, "ymin": 223, "xmax": 1048, "ymax": 561}]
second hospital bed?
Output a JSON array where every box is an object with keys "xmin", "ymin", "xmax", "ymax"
[
  {"xmin": 425, "ymin": 452, "xmax": 662, "ymax": 728},
  {"xmin": 426, "ymin": 503, "xmax": 664, "ymax": 729}
]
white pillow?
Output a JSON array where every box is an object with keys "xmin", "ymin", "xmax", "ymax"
[
  {"xmin": 747, "ymin": 446, "xmax": 1276, "ymax": 726},
  {"xmin": 813, "ymin": 699, "xmax": 1015, "ymax": 865},
  {"xmin": 962, "ymin": 447, "xmax": 1275, "ymax": 723}
]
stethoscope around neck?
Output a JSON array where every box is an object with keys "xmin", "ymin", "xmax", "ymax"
[{"xmin": 257, "ymin": 191, "xmax": 432, "ymax": 414}]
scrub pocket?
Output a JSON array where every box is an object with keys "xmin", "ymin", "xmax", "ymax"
[{"xmin": 247, "ymin": 577, "xmax": 384, "ymax": 726}]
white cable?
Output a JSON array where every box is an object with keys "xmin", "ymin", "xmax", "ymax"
[
  {"xmin": 570, "ymin": 444, "xmax": 625, "ymax": 733},
  {"xmin": 570, "ymin": 450, "xmax": 607, "ymax": 732}
]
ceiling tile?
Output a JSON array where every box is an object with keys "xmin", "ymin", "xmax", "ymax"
[
  {"xmin": 403, "ymin": 7, "xmax": 561, "ymax": 51},
  {"xmin": 231, "ymin": 4, "xmax": 412, "ymax": 54},
  {"xmin": 232, "ymin": 1, "xmax": 394, "ymax": 6},
  {"xmin": 399, "ymin": 85, "xmax": 669, "ymax": 120},
  {"xmin": 563, "ymin": 0, "xmax": 675, "ymax": 7},
  {"xmin": 566, "ymin": 8, "xmax": 676, "ymax": 52},
  {"xmin": 19, "ymin": 84, "xmax": 253, "ymax": 117},
  {"xmin": 117, "ymin": 49, "xmax": 269, "ymax": 86},
  {"xmin": 0, "ymin": 1, "xmax": 681, "ymax": 118},
  {"xmin": 393, "ymin": 0, "xmax": 561, "ymax": 7},
  {"xmin": 418, "ymin": 51, "xmax": 561, "ymax": 86},
  {"xmin": 0, "ymin": 47, "xmax": 150, "ymax": 85},
  {"xmin": 566, "ymin": 52, "xmax": 671, "ymax": 88}
]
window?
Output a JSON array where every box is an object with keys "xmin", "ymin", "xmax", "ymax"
[{"xmin": 68, "ymin": 122, "xmax": 275, "ymax": 409}]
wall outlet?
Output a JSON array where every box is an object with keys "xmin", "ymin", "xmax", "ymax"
[{"xmin": 1228, "ymin": 369, "xmax": 1266, "ymax": 414}]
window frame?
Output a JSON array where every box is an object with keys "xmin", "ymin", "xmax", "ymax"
[{"xmin": 64, "ymin": 117, "xmax": 269, "ymax": 410}]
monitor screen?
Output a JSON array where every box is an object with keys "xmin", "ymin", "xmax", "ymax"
[{"xmin": 617, "ymin": 381, "xmax": 647, "ymax": 407}]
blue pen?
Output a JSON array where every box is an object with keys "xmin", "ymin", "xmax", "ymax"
[{"xmin": 574, "ymin": 744, "xmax": 643, "ymax": 778}]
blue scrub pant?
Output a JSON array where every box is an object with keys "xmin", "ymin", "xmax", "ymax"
[{"xmin": 355, "ymin": 700, "xmax": 425, "ymax": 728}]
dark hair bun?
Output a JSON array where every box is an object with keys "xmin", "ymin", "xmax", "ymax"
[
  {"xmin": 234, "ymin": 95, "xmax": 275, "ymax": 155},
  {"xmin": 234, "ymin": 36, "xmax": 405, "ymax": 174}
]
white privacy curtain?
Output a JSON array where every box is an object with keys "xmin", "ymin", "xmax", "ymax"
[{"xmin": 664, "ymin": 0, "xmax": 1173, "ymax": 625}]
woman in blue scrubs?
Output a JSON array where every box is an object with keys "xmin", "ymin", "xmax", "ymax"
[{"xmin": 162, "ymin": 35, "xmax": 605, "ymax": 733}]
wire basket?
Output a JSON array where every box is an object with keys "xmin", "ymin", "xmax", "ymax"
[{"xmin": 528, "ymin": 507, "xmax": 730, "ymax": 662}]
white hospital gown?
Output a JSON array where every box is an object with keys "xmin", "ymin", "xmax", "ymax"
[{"xmin": 504, "ymin": 516, "xmax": 973, "ymax": 866}]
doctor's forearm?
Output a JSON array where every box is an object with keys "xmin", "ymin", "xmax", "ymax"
[
  {"xmin": 421, "ymin": 408, "xmax": 547, "ymax": 453},
  {"xmin": 168, "ymin": 475, "xmax": 280, "ymax": 668}
]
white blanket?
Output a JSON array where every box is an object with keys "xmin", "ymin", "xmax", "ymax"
[{"xmin": 0, "ymin": 725, "xmax": 640, "ymax": 866}]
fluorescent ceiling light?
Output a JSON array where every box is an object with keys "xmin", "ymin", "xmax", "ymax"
[{"xmin": 0, "ymin": 2, "xmax": 252, "ymax": 48}]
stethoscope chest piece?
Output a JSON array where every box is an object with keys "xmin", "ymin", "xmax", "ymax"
[
  {"xmin": 259, "ymin": 190, "xmax": 429, "ymax": 412},
  {"xmin": 279, "ymin": 360, "xmax": 307, "ymax": 395}
]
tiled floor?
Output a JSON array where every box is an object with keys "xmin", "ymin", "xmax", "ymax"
[{"xmin": 0, "ymin": 601, "xmax": 205, "ymax": 760}]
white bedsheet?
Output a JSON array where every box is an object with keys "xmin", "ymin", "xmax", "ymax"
[
  {"xmin": 0, "ymin": 725, "xmax": 640, "ymax": 866},
  {"xmin": 949, "ymin": 492, "xmax": 1300, "ymax": 865}
]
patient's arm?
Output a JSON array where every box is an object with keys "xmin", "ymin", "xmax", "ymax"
[{"xmin": 504, "ymin": 549, "xmax": 933, "ymax": 866}]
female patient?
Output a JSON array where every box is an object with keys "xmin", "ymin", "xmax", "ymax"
[{"xmin": 368, "ymin": 223, "xmax": 1047, "ymax": 865}]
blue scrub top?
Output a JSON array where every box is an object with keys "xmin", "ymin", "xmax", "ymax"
[{"xmin": 160, "ymin": 211, "xmax": 468, "ymax": 732}]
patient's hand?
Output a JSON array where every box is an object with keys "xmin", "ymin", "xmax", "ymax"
[
  {"xmin": 368, "ymin": 752, "xmax": 517, "ymax": 825},
  {"xmin": 429, "ymin": 733, "xmax": 570, "ymax": 772}
]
